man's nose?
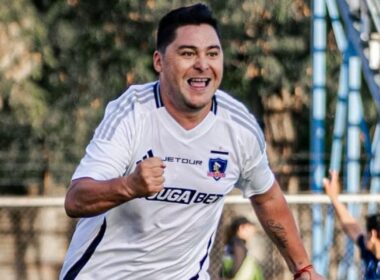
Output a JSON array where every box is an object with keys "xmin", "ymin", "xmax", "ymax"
[{"xmin": 193, "ymin": 55, "xmax": 209, "ymax": 71}]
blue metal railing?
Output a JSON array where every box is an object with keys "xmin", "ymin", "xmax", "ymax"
[
  {"xmin": 311, "ymin": 0, "xmax": 380, "ymax": 278},
  {"xmin": 336, "ymin": 0, "xmax": 380, "ymax": 108}
]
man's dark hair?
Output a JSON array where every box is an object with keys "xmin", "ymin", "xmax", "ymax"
[
  {"xmin": 366, "ymin": 213, "xmax": 380, "ymax": 233},
  {"xmin": 156, "ymin": 3, "xmax": 220, "ymax": 53}
]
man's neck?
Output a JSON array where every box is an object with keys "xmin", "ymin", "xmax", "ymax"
[
  {"xmin": 159, "ymin": 86, "xmax": 212, "ymax": 130},
  {"xmin": 163, "ymin": 101, "xmax": 211, "ymax": 130}
]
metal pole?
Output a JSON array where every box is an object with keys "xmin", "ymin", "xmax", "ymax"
[
  {"xmin": 339, "ymin": 46, "xmax": 362, "ymax": 280},
  {"xmin": 323, "ymin": 54, "xmax": 349, "ymax": 276},
  {"xmin": 369, "ymin": 123, "xmax": 380, "ymax": 213},
  {"xmin": 311, "ymin": 0, "xmax": 326, "ymax": 273},
  {"xmin": 322, "ymin": 2, "xmax": 349, "ymax": 275}
]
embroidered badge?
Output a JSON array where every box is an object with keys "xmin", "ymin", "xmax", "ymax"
[{"xmin": 207, "ymin": 158, "xmax": 227, "ymax": 181}]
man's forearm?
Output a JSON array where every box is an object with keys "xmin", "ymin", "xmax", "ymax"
[
  {"xmin": 65, "ymin": 177, "xmax": 131, "ymax": 218},
  {"xmin": 257, "ymin": 205, "xmax": 310, "ymax": 272},
  {"xmin": 250, "ymin": 182, "xmax": 311, "ymax": 273},
  {"xmin": 65, "ymin": 158, "xmax": 166, "ymax": 218}
]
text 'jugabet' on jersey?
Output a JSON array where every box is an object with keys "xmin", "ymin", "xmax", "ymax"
[{"xmin": 145, "ymin": 187, "xmax": 223, "ymax": 204}]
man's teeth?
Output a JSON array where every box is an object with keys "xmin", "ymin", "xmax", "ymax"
[
  {"xmin": 188, "ymin": 78, "xmax": 210, "ymax": 86},
  {"xmin": 191, "ymin": 78, "xmax": 208, "ymax": 82}
]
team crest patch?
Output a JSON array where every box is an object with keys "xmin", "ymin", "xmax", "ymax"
[{"xmin": 208, "ymin": 158, "xmax": 227, "ymax": 181}]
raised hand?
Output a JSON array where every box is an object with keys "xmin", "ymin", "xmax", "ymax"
[
  {"xmin": 124, "ymin": 157, "xmax": 166, "ymax": 199},
  {"xmin": 322, "ymin": 170, "xmax": 340, "ymax": 200}
]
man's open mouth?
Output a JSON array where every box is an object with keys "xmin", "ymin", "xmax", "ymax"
[{"xmin": 187, "ymin": 78, "xmax": 211, "ymax": 87}]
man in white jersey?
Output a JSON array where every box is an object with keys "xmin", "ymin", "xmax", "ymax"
[{"xmin": 60, "ymin": 3, "xmax": 325, "ymax": 280}]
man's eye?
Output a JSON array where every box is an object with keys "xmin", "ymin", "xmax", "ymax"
[
  {"xmin": 181, "ymin": 51, "xmax": 195, "ymax": 57},
  {"xmin": 208, "ymin": 52, "xmax": 219, "ymax": 57}
]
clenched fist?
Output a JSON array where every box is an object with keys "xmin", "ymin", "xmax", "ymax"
[{"xmin": 124, "ymin": 157, "xmax": 166, "ymax": 199}]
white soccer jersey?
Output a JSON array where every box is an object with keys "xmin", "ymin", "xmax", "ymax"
[{"xmin": 59, "ymin": 81, "xmax": 275, "ymax": 280}]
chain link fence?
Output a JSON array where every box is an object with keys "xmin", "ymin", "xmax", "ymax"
[{"xmin": 0, "ymin": 195, "xmax": 377, "ymax": 280}]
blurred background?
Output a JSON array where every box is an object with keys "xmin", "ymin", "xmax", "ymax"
[{"xmin": 0, "ymin": 0, "xmax": 379, "ymax": 279}]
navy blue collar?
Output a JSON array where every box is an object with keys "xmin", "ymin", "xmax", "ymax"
[{"xmin": 154, "ymin": 81, "xmax": 218, "ymax": 115}]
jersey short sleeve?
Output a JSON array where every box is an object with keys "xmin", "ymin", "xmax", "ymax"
[
  {"xmin": 234, "ymin": 118, "xmax": 275, "ymax": 198},
  {"xmin": 236, "ymin": 147, "xmax": 275, "ymax": 198},
  {"xmin": 214, "ymin": 90, "xmax": 275, "ymax": 198}
]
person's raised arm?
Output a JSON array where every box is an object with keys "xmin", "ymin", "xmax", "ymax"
[
  {"xmin": 64, "ymin": 157, "xmax": 165, "ymax": 218},
  {"xmin": 323, "ymin": 171, "xmax": 363, "ymax": 241},
  {"xmin": 250, "ymin": 180, "xmax": 325, "ymax": 280}
]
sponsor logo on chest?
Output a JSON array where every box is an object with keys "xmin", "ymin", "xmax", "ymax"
[
  {"xmin": 146, "ymin": 187, "xmax": 223, "ymax": 205},
  {"xmin": 136, "ymin": 149, "xmax": 230, "ymax": 181},
  {"xmin": 162, "ymin": 156, "xmax": 202, "ymax": 165}
]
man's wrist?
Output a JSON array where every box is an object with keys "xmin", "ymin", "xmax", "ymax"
[{"xmin": 293, "ymin": 264, "xmax": 313, "ymax": 279}]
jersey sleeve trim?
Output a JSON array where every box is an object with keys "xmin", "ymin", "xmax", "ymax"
[{"xmin": 244, "ymin": 173, "xmax": 275, "ymax": 198}]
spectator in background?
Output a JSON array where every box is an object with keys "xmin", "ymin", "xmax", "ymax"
[
  {"xmin": 220, "ymin": 216, "xmax": 264, "ymax": 280},
  {"xmin": 323, "ymin": 171, "xmax": 380, "ymax": 279}
]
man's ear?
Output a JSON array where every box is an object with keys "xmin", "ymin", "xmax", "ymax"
[{"xmin": 153, "ymin": 51, "xmax": 162, "ymax": 73}]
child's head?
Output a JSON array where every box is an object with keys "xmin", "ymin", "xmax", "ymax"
[
  {"xmin": 366, "ymin": 214, "xmax": 380, "ymax": 257},
  {"xmin": 226, "ymin": 216, "xmax": 256, "ymax": 243},
  {"xmin": 367, "ymin": 214, "xmax": 380, "ymax": 233}
]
